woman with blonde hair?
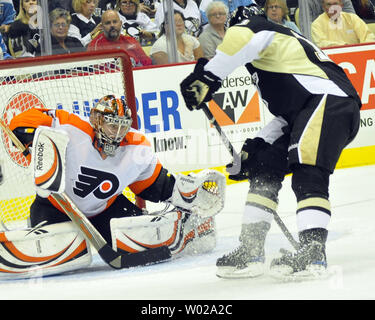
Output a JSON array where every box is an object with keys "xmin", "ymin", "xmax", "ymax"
[
  {"xmin": 68, "ymin": 0, "xmax": 102, "ymax": 46},
  {"xmin": 264, "ymin": 0, "xmax": 301, "ymax": 33},
  {"xmin": 7, "ymin": 0, "xmax": 40, "ymax": 57},
  {"xmin": 151, "ymin": 10, "xmax": 203, "ymax": 64}
]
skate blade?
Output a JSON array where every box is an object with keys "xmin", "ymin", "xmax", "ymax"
[
  {"xmin": 216, "ymin": 262, "xmax": 265, "ymax": 279},
  {"xmin": 269, "ymin": 264, "xmax": 330, "ymax": 282}
]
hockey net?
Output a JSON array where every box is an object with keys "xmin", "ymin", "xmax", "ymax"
[{"xmin": 0, "ymin": 49, "xmax": 144, "ymax": 228}]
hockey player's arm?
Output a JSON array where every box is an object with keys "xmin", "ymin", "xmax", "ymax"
[
  {"xmin": 180, "ymin": 26, "xmax": 274, "ymax": 110},
  {"xmin": 227, "ymin": 116, "xmax": 290, "ymax": 181},
  {"xmin": 9, "ymin": 108, "xmax": 54, "ymax": 154}
]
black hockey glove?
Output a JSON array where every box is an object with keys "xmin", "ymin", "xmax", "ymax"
[
  {"xmin": 12, "ymin": 127, "xmax": 36, "ymax": 156},
  {"xmin": 226, "ymin": 137, "xmax": 270, "ymax": 181},
  {"xmin": 180, "ymin": 58, "xmax": 222, "ymax": 111}
]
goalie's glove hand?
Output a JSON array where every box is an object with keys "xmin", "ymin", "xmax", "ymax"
[
  {"xmin": 167, "ymin": 169, "xmax": 226, "ymax": 217},
  {"xmin": 226, "ymin": 137, "xmax": 270, "ymax": 181},
  {"xmin": 180, "ymin": 58, "xmax": 222, "ymax": 111}
]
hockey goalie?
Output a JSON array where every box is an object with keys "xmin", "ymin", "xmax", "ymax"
[{"xmin": 0, "ymin": 95, "xmax": 226, "ymax": 278}]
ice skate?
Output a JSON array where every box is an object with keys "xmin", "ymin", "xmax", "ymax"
[
  {"xmin": 270, "ymin": 228, "xmax": 329, "ymax": 281},
  {"xmin": 216, "ymin": 221, "xmax": 270, "ymax": 279}
]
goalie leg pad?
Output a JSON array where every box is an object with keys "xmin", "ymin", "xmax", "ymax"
[
  {"xmin": 110, "ymin": 211, "xmax": 216, "ymax": 257},
  {"xmin": 0, "ymin": 221, "xmax": 92, "ymax": 279}
]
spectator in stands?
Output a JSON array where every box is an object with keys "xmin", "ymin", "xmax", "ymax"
[
  {"xmin": 151, "ymin": 10, "xmax": 203, "ymax": 64},
  {"xmin": 50, "ymin": 8, "xmax": 85, "ymax": 55},
  {"xmin": 264, "ymin": 0, "xmax": 301, "ymax": 32},
  {"xmin": 139, "ymin": 0, "xmax": 159, "ymax": 18},
  {"xmin": 116, "ymin": 0, "xmax": 158, "ymax": 42},
  {"xmin": 199, "ymin": 0, "xmax": 254, "ymax": 26},
  {"xmin": 99, "ymin": 0, "xmax": 117, "ymax": 13},
  {"xmin": 49, "ymin": 1, "xmax": 74, "ymax": 13},
  {"xmin": 0, "ymin": 0, "xmax": 16, "ymax": 34},
  {"xmin": 198, "ymin": 1, "xmax": 228, "ymax": 59},
  {"xmin": 68, "ymin": 0, "xmax": 103, "ymax": 47},
  {"xmin": 87, "ymin": 9, "xmax": 152, "ymax": 66},
  {"xmin": 298, "ymin": 0, "xmax": 355, "ymax": 40},
  {"xmin": 0, "ymin": 33, "xmax": 11, "ymax": 59},
  {"xmin": 7, "ymin": 0, "xmax": 40, "ymax": 57},
  {"xmin": 154, "ymin": 0, "xmax": 201, "ymax": 36},
  {"xmin": 351, "ymin": 0, "xmax": 375, "ymax": 21},
  {"xmin": 311, "ymin": 0, "xmax": 375, "ymax": 47}
]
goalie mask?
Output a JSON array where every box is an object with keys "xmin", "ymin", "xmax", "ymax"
[
  {"xmin": 90, "ymin": 95, "xmax": 132, "ymax": 156},
  {"xmin": 229, "ymin": 4, "xmax": 266, "ymax": 27}
]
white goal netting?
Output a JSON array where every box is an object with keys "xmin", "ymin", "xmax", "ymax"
[{"xmin": 0, "ymin": 50, "xmax": 140, "ymax": 227}]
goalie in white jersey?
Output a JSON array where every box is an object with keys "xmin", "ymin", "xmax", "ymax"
[
  {"xmin": 9, "ymin": 95, "xmax": 225, "ymax": 261},
  {"xmin": 180, "ymin": 4, "xmax": 361, "ymax": 279}
]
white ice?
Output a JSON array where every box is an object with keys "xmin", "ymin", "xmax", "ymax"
[{"xmin": 0, "ymin": 165, "xmax": 374, "ymax": 300}]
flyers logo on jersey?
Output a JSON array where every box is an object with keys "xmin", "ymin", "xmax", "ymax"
[
  {"xmin": 208, "ymin": 90, "xmax": 261, "ymax": 126},
  {"xmin": 73, "ymin": 167, "xmax": 120, "ymax": 199}
]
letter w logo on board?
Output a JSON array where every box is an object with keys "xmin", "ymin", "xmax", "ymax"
[{"xmin": 208, "ymin": 90, "xmax": 261, "ymax": 126}]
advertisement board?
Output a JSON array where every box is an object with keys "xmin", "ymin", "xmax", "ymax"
[{"xmin": 133, "ymin": 43, "xmax": 375, "ymax": 172}]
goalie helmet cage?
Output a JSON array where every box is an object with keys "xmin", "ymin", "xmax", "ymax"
[{"xmin": 0, "ymin": 49, "xmax": 145, "ymax": 228}]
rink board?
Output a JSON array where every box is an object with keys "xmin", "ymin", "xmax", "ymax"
[{"xmin": 132, "ymin": 42, "xmax": 375, "ymax": 173}]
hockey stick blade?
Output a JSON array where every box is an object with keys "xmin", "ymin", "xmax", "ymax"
[{"xmin": 0, "ymin": 120, "xmax": 172, "ymax": 269}]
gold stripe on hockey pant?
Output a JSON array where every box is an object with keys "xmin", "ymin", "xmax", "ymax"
[
  {"xmin": 298, "ymin": 94, "xmax": 327, "ymax": 166},
  {"xmin": 246, "ymin": 193, "xmax": 278, "ymax": 213},
  {"xmin": 297, "ymin": 197, "xmax": 331, "ymax": 215}
]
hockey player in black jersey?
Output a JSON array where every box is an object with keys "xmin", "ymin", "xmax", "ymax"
[{"xmin": 180, "ymin": 4, "xmax": 361, "ymax": 279}]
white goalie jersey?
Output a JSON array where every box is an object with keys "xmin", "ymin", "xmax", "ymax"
[{"xmin": 10, "ymin": 108, "xmax": 162, "ymax": 218}]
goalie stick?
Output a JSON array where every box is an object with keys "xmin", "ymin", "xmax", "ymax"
[
  {"xmin": 0, "ymin": 118, "xmax": 171, "ymax": 269},
  {"xmin": 198, "ymin": 104, "xmax": 301, "ymax": 251}
]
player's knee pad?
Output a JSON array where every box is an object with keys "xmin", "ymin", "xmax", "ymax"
[{"xmin": 291, "ymin": 164, "xmax": 330, "ymax": 201}]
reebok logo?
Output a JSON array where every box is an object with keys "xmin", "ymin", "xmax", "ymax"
[{"xmin": 73, "ymin": 167, "xmax": 119, "ymax": 199}]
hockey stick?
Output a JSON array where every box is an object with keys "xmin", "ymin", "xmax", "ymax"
[
  {"xmin": 199, "ymin": 104, "xmax": 300, "ymax": 250},
  {"xmin": 0, "ymin": 118, "xmax": 171, "ymax": 268}
]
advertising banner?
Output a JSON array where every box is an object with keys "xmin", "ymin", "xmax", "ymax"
[{"xmin": 133, "ymin": 43, "xmax": 375, "ymax": 172}]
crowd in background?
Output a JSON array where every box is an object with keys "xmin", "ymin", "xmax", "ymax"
[{"xmin": 0, "ymin": 0, "xmax": 374, "ymax": 64}]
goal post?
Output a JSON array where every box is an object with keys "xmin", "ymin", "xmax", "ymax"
[{"xmin": 0, "ymin": 49, "xmax": 144, "ymax": 227}]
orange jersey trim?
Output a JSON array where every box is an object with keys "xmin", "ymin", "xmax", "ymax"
[
  {"xmin": 9, "ymin": 108, "xmax": 53, "ymax": 131},
  {"xmin": 122, "ymin": 131, "xmax": 151, "ymax": 147},
  {"xmin": 129, "ymin": 161, "xmax": 162, "ymax": 195},
  {"xmin": 55, "ymin": 109, "xmax": 95, "ymax": 140}
]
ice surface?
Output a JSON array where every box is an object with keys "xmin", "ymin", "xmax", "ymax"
[{"xmin": 0, "ymin": 165, "xmax": 374, "ymax": 300}]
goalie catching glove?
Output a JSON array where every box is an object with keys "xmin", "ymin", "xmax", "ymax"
[
  {"xmin": 167, "ymin": 169, "xmax": 226, "ymax": 217},
  {"xmin": 180, "ymin": 58, "xmax": 222, "ymax": 111}
]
